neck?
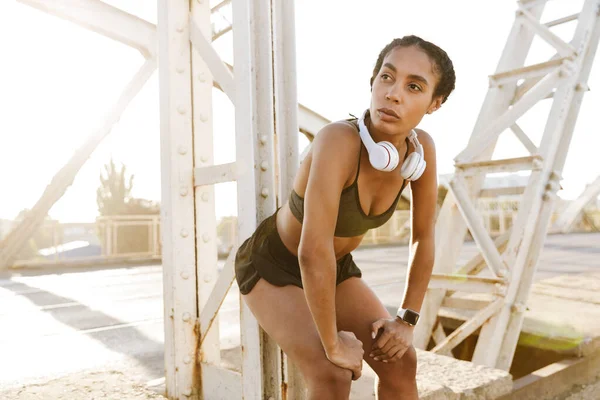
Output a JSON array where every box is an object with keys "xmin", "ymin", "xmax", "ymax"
[{"xmin": 366, "ymin": 114, "xmax": 409, "ymax": 152}]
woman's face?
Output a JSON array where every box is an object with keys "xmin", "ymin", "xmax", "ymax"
[{"xmin": 370, "ymin": 45, "xmax": 440, "ymax": 135}]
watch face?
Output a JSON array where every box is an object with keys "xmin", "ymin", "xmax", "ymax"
[{"xmin": 404, "ymin": 310, "xmax": 419, "ymax": 325}]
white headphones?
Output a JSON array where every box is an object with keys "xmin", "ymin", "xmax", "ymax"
[{"xmin": 357, "ymin": 109, "xmax": 427, "ymax": 181}]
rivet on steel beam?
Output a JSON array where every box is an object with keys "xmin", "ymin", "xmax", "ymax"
[
  {"xmin": 199, "ymin": 113, "xmax": 208, "ymax": 122},
  {"xmin": 182, "ymin": 312, "xmax": 191, "ymax": 322},
  {"xmin": 511, "ymin": 303, "xmax": 527, "ymax": 313},
  {"xmin": 181, "ymin": 229, "xmax": 189, "ymax": 238},
  {"xmin": 176, "ymin": 25, "xmax": 185, "ymax": 33},
  {"xmin": 261, "ymin": 187, "xmax": 269, "ymax": 198},
  {"xmin": 181, "ymin": 270, "xmax": 190, "ymax": 280},
  {"xmin": 176, "ymin": 66, "xmax": 185, "ymax": 74},
  {"xmin": 202, "ymin": 233, "xmax": 210, "ymax": 243},
  {"xmin": 201, "ymin": 155, "xmax": 208, "ymax": 163},
  {"xmin": 184, "ymin": 355, "xmax": 192, "ymax": 364},
  {"xmin": 204, "ymin": 274, "xmax": 212, "ymax": 283},
  {"xmin": 260, "ymin": 135, "xmax": 268, "ymax": 145},
  {"xmin": 201, "ymin": 192, "xmax": 209, "ymax": 202},
  {"xmin": 260, "ymin": 161, "xmax": 268, "ymax": 171},
  {"xmin": 183, "ymin": 387, "xmax": 192, "ymax": 397},
  {"xmin": 180, "ymin": 187, "xmax": 188, "ymax": 196},
  {"xmin": 178, "ymin": 146, "xmax": 187, "ymax": 155},
  {"xmin": 177, "ymin": 105, "xmax": 186, "ymax": 115},
  {"xmin": 197, "ymin": 72, "xmax": 206, "ymax": 82}
]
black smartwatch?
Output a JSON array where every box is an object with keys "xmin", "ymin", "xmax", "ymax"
[{"xmin": 396, "ymin": 307, "xmax": 420, "ymax": 326}]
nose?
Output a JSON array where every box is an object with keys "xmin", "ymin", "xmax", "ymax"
[{"xmin": 385, "ymin": 84, "xmax": 402, "ymax": 104}]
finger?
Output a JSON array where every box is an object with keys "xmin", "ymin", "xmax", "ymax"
[
  {"xmin": 379, "ymin": 338, "xmax": 399, "ymax": 355},
  {"xmin": 352, "ymin": 365, "xmax": 362, "ymax": 381},
  {"xmin": 372, "ymin": 330, "xmax": 392, "ymax": 351},
  {"xmin": 370, "ymin": 335, "xmax": 393, "ymax": 358},
  {"xmin": 371, "ymin": 319, "xmax": 385, "ymax": 339},
  {"xmin": 393, "ymin": 345, "xmax": 409, "ymax": 361},
  {"xmin": 377, "ymin": 344, "xmax": 406, "ymax": 362},
  {"xmin": 370, "ymin": 341, "xmax": 395, "ymax": 357}
]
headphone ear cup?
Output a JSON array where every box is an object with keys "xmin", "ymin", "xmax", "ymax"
[
  {"xmin": 411, "ymin": 158, "xmax": 427, "ymax": 180},
  {"xmin": 379, "ymin": 141, "xmax": 399, "ymax": 171},
  {"xmin": 400, "ymin": 153, "xmax": 420, "ymax": 180},
  {"xmin": 368, "ymin": 145, "xmax": 391, "ymax": 171}
]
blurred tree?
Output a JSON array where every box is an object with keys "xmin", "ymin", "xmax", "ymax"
[
  {"xmin": 96, "ymin": 158, "xmax": 134, "ymax": 216},
  {"xmin": 96, "ymin": 159, "xmax": 160, "ymax": 256}
]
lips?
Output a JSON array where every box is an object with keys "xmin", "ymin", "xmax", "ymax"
[{"xmin": 377, "ymin": 107, "xmax": 400, "ymax": 119}]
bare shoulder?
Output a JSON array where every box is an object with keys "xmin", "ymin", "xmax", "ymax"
[
  {"xmin": 313, "ymin": 120, "xmax": 361, "ymax": 152},
  {"xmin": 310, "ymin": 120, "xmax": 362, "ymax": 169}
]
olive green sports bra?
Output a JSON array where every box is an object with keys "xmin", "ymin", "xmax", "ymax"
[{"xmin": 288, "ymin": 120, "xmax": 409, "ymax": 237}]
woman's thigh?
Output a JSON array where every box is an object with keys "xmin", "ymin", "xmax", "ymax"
[
  {"xmin": 335, "ymin": 277, "xmax": 417, "ymax": 377},
  {"xmin": 242, "ymin": 278, "xmax": 352, "ymax": 383}
]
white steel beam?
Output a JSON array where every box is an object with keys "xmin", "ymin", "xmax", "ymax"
[
  {"xmin": 273, "ymin": 0, "xmax": 300, "ymax": 203},
  {"xmin": 510, "ymin": 124, "xmax": 539, "ymax": 154},
  {"xmin": 455, "ymin": 67, "xmax": 562, "ymax": 163},
  {"xmin": 199, "ymin": 247, "xmax": 237, "ymax": 347},
  {"xmin": 455, "ymin": 155, "xmax": 543, "ymax": 175},
  {"xmin": 272, "ymin": 0, "xmax": 305, "ymax": 396},
  {"xmin": 431, "ymin": 298, "xmax": 503, "ymax": 354},
  {"xmin": 448, "ymin": 177, "xmax": 507, "ymax": 278},
  {"xmin": 157, "ymin": 0, "xmax": 202, "ymax": 396},
  {"xmin": 18, "ymin": 0, "xmax": 156, "ymax": 58},
  {"xmin": 489, "ymin": 58, "xmax": 566, "ymax": 86},
  {"xmin": 428, "ymin": 274, "xmax": 506, "ymax": 294},
  {"xmin": 545, "ymin": 13, "xmax": 580, "ymax": 28},
  {"xmin": 190, "ymin": 19, "xmax": 236, "ymax": 102},
  {"xmin": 518, "ymin": 6, "xmax": 578, "ymax": 58},
  {"xmin": 191, "ymin": 0, "xmax": 221, "ymax": 375},
  {"xmin": 232, "ymin": 0, "xmax": 283, "ymax": 398},
  {"xmin": 194, "ymin": 163, "xmax": 238, "ymax": 186}
]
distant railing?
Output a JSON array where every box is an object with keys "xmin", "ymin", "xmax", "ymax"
[
  {"xmin": 11, "ymin": 215, "xmax": 161, "ymax": 268},
  {"xmin": 6, "ymin": 201, "xmax": 598, "ymax": 267}
]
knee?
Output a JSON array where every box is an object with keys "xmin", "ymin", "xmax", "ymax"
[
  {"xmin": 304, "ymin": 359, "xmax": 352, "ymax": 393},
  {"xmin": 378, "ymin": 346, "xmax": 418, "ymax": 386}
]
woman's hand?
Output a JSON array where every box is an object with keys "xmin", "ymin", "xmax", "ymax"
[
  {"xmin": 325, "ymin": 331, "xmax": 364, "ymax": 380},
  {"xmin": 370, "ymin": 318, "xmax": 414, "ymax": 363}
]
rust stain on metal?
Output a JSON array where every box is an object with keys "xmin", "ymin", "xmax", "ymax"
[
  {"xmin": 281, "ymin": 381, "xmax": 288, "ymax": 400},
  {"xmin": 192, "ymin": 320, "xmax": 203, "ymax": 397}
]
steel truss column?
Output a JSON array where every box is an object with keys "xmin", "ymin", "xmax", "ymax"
[
  {"xmin": 160, "ymin": 0, "xmax": 304, "ymax": 398},
  {"xmin": 415, "ymin": 0, "xmax": 600, "ymax": 372}
]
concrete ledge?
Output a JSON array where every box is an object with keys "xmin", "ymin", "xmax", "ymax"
[
  {"xmin": 220, "ymin": 346, "xmax": 512, "ymax": 399},
  {"xmin": 497, "ymin": 349, "xmax": 600, "ymax": 400},
  {"xmin": 416, "ymin": 350, "xmax": 512, "ymax": 400}
]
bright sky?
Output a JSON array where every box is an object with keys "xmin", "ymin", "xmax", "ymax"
[{"xmin": 3, "ymin": 0, "xmax": 599, "ymax": 223}]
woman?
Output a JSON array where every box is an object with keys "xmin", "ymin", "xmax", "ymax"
[{"xmin": 235, "ymin": 35, "xmax": 456, "ymax": 399}]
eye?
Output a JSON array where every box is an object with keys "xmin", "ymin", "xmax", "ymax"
[
  {"xmin": 409, "ymin": 83, "xmax": 422, "ymax": 92},
  {"xmin": 381, "ymin": 73, "xmax": 392, "ymax": 81}
]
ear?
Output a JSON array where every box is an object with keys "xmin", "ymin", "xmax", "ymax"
[{"xmin": 427, "ymin": 96, "xmax": 443, "ymax": 114}]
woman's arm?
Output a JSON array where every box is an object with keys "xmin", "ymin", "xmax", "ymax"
[
  {"xmin": 402, "ymin": 129, "xmax": 438, "ymax": 313},
  {"xmin": 369, "ymin": 129, "xmax": 438, "ymax": 363},
  {"xmin": 297, "ymin": 123, "xmax": 359, "ymax": 353}
]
